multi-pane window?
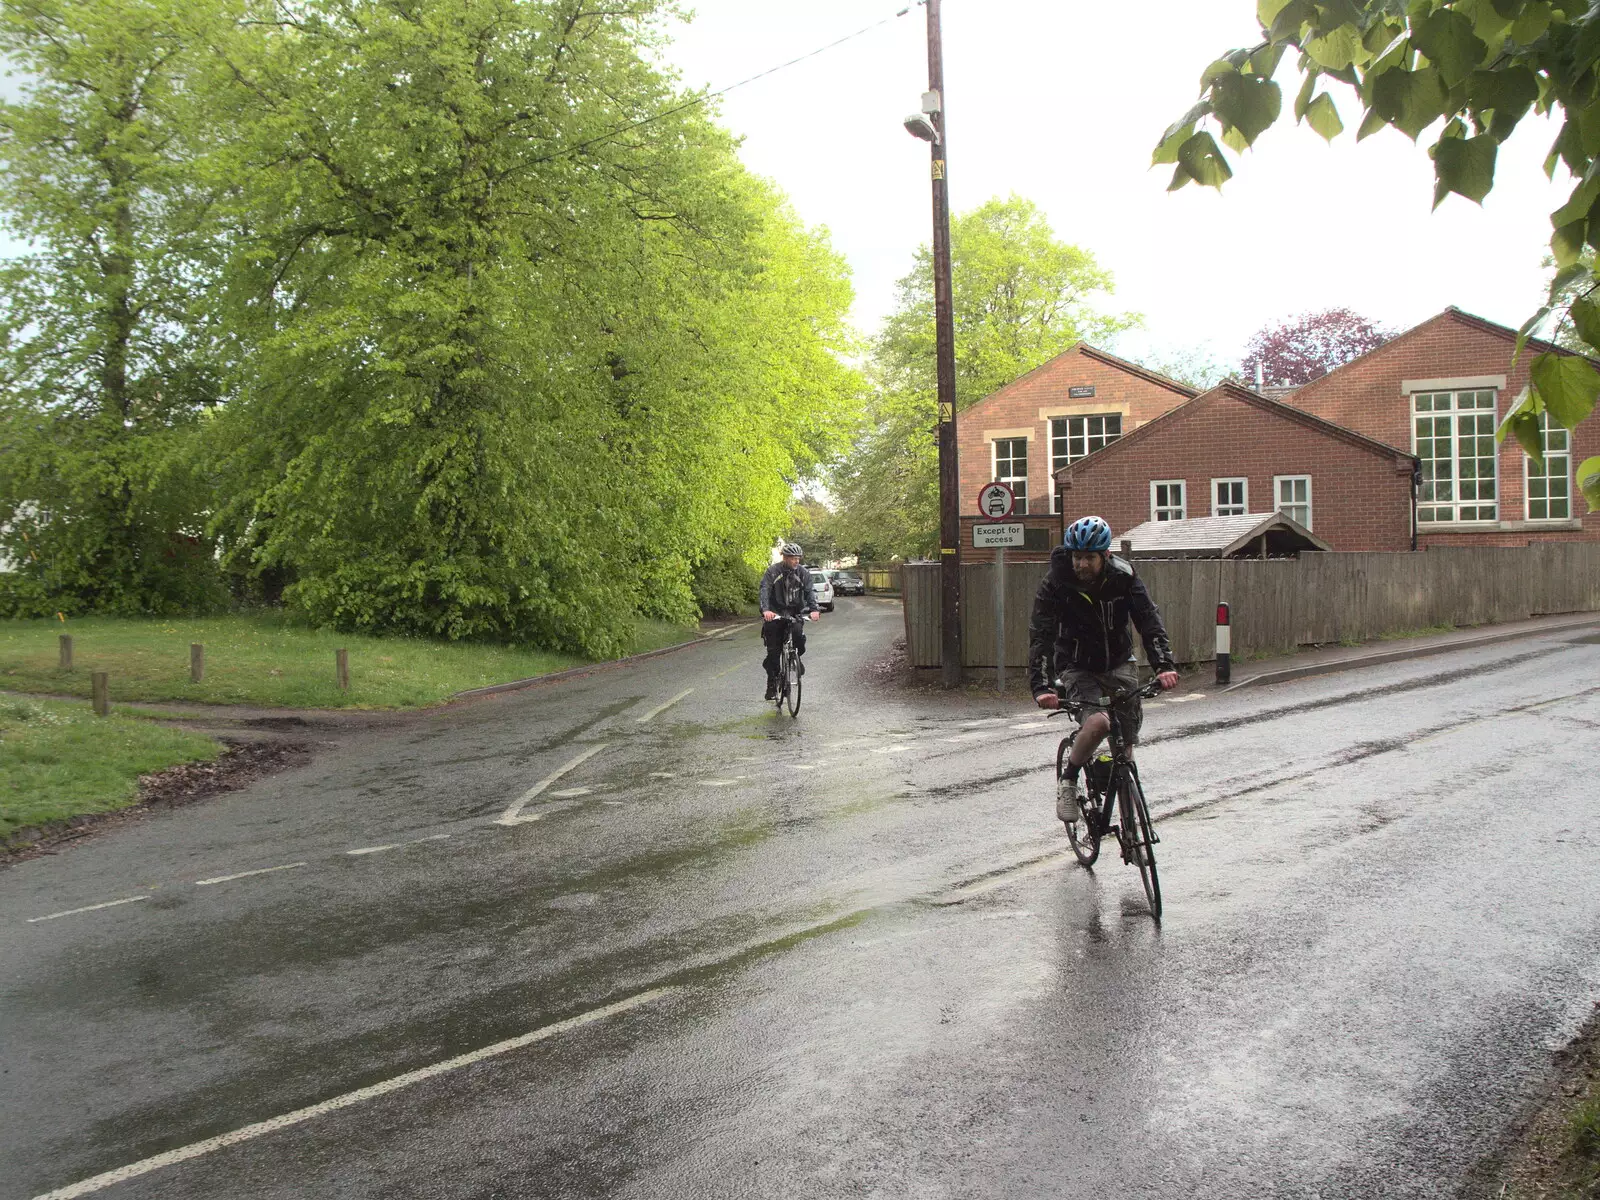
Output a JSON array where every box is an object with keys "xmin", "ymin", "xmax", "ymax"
[
  {"xmin": 1049, "ymin": 414, "xmax": 1123, "ymax": 512},
  {"xmin": 993, "ymin": 438, "xmax": 1028, "ymax": 511},
  {"xmin": 1414, "ymin": 389, "xmax": 1498, "ymax": 522},
  {"xmin": 1151, "ymin": 480, "xmax": 1186, "ymax": 521},
  {"xmin": 1212, "ymin": 478, "xmax": 1247, "ymax": 517},
  {"xmin": 1274, "ymin": 475, "xmax": 1312, "ymax": 529},
  {"xmin": 1526, "ymin": 415, "xmax": 1571, "ymax": 521}
]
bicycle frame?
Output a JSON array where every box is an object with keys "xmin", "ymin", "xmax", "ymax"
[{"xmin": 1054, "ymin": 679, "xmax": 1161, "ymax": 853}]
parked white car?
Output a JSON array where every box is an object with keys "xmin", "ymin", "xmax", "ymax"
[{"xmin": 809, "ymin": 569, "xmax": 835, "ymax": 612}]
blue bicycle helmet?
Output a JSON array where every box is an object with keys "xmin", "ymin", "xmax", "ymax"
[{"xmin": 1063, "ymin": 515, "xmax": 1113, "ymax": 551}]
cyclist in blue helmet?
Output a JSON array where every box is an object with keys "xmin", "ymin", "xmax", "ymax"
[{"xmin": 1029, "ymin": 515, "xmax": 1178, "ymax": 828}]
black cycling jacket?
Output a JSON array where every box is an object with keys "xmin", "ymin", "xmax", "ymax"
[
  {"xmin": 1027, "ymin": 548, "xmax": 1176, "ymax": 694},
  {"xmin": 759, "ymin": 562, "xmax": 818, "ymax": 617}
]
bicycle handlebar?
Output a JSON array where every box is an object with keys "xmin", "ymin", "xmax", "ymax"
[{"xmin": 1046, "ymin": 675, "xmax": 1165, "ymax": 718}]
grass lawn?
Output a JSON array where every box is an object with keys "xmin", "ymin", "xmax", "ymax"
[
  {"xmin": 0, "ymin": 696, "xmax": 222, "ymax": 839},
  {"xmin": 0, "ymin": 613, "xmax": 703, "ymax": 710}
]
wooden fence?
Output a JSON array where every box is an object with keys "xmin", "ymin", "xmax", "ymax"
[{"xmin": 902, "ymin": 544, "xmax": 1600, "ymax": 668}]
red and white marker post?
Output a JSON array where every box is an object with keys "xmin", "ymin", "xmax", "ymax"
[{"xmin": 1215, "ymin": 602, "xmax": 1231, "ymax": 686}]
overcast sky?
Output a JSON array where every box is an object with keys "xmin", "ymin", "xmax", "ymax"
[{"xmin": 660, "ymin": 0, "xmax": 1570, "ymax": 371}]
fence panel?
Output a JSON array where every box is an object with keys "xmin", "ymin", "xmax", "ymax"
[{"xmin": 902, "ymin": 545, "xmax": 1600, "ymax": 670}]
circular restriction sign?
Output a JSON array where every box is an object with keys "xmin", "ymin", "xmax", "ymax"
[{"xmin": 977, "ymin": 481, "xmax": 1015, "ymax": 519}]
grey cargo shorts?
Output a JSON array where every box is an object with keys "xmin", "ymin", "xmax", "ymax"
[{"xmin": 1059, "ymin": 661, "xmax": 1144, "ymax": 745}]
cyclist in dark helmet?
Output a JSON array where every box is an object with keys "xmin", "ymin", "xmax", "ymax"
[
  {"xmin": 1029, "ymin": 515, "xmax": 1178, "ymax": 827},
  {"xmin": 759, "ymin": 542, "xmax": 820, "ymax": 700}
]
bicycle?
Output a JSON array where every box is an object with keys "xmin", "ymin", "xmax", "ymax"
[
  {"xmin": 773, "ymin": 616, "xmax": 804, "ymax": 717},
  {"xmin": 1050, "ymin": 676, "xmax": 1164, "ymax": 919}
]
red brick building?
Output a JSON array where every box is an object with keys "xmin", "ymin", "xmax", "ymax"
[
  {"xmin": 1281, "ymin": 307, "xmax": 1599, "ymax": 547},
  {"xmin": 956, "ymin": 344, "xmax": 1196, "ymax": 516},
  {"xmin": 1053, "ymin": 382, "xmax": 1417, "ymax": 552}
]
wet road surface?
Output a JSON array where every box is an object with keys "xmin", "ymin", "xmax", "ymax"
[{"xmin": 4, "ymin": 598, "xmax": 1599, "ymax": 1198}]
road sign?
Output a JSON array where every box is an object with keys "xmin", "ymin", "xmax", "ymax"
[
  {"xmin": 976, "ymin": 481, "xmax": 1014, "ymax": 519},
  {"xmin": 973, "ymin": 522, "xmax": 1025, "ymax": 548}
]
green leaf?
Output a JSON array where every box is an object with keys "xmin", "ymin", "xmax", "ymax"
[
  {"xmin": 1530, "ymin": 350, "xmax": 1600, "ymax": 429},
  {"xmin": 1466, "ymin": 66, "xmax": 1539, "ymax": 141},
  {"xmin": 1551, "ymin": 176, "xmax": 1600, "ymax": 228},
  {"xmin": 1202, "ymin": 58, "xmax": 1239, "ymax": 88},
  {"xmin": 1357, "ymin": 106, "xmax": 1389, "ymax": 140},
  {"xmin": 1306, "ymin": 24, "xmax": 1366, "ymax": 69},
  {"xmin": 1548, "ymin": 261, "xmax": 1595, "ymax": 302},
  {"xmin": 1571, "ymin": 294, "xmax": 1600, "ymax": 349},
  {"xmin": 1431, "ymin": 132, "xmax": 1497, "ymax": 206},
  {"xmin": 1211, "ymin": 72, "xmax": 1284, "ymax": 146},
  {"xmin": 1249, "ymin": 42, "xmax": 1288, "ymax": 78},
  {"xmin": 1295, "ymin": 70, "xmax": 1320, "ymax": 120},
  {"xmin": 1174, "ymin": 131, "xmax": 1235, "ymax": 189},
  {"xmin": 1305, "ymin": 92, "xmax": 1345, "ymax": 139},
  {"xmin": 1511, "ymin": 1, "xmax": 1553, "ymax": 42},
  {"xmin": 1514, "ymin": 304, "xmax": 1554, "ymax": 363},
  {"xmin": 1258, "ymin": 0, "xmax": 1295, "ymax": 28},
  {"xmin": 1577, "ymin": 455, "xmax": 1600, "ymax": 512},
  {"xmin": 1222, "ymin": 123, "xmax": 1252, "ymax": 152},
  {"xmin": 1413, "ymin": 9, "xmax": 1489, "ymax": 87},
  {"xmin": 1153, "ymin": 101, "xmax": 1211, "ymax": 164},
  {"xmin": 1370, "ymin": 66, "xmax": 1449, "ymax": 140},
  {"xmin": 1269, "ymin": 0, "xmax": 1318, "ymax": 40},
  {"xmin": 1552, "ymin": 221, "xmax": 1588, "ymax": 267},
  {"xmin": 1497, "ymin": 388, "xmax": 1546, "ymax": 458}
]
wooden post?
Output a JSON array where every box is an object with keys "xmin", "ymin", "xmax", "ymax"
[
  {"xmin": 336, "ymin": 648, "xmax": 349, "ymax": 692},
  {"xmin": 91, "ymin": 671, "xmax": 109, "ymax": 716},
  {"xmin": 59, "ymin": 634, "xmax": 73, "ymax": 672},
  {"xmin": 190, "ymin": 643, "xmax": 205, "ymax": 684}
]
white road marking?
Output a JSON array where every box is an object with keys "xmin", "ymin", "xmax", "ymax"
[
  {"xmin": 960, "ymin": 718, "xmax": 1009, "ymax": 729},
  {"xmin": 635, "ymin": 688, "xmax": 693, "ymax": 724},
  {"xmin": 194, "ymin": 863, "xmax": 307, "ymax": 887},
  {"xmin": 871, "ymin": 744, "xmax": 913, "ymax": 755},
  {"xmin": 1011, "ymin": 721, "xmax": 1050, "ymax": 730},
  {"xmin": 703, "ymin": 778, "xmax": 746, "ymax": 787},
  {"xmin": 548, "ymin": 787, "xmax": 592, "ymax": 798},
  {"xmin": 29, "ymin": 987, "xmax": 678, "ymax": 1200},
  {"xmin": 27, "ymin": 896, "xmax": 148, "ymax": 924},
  {"xmin": 792, "ymin": 764, "xmax": 817, "ymax": 771},
  {"xmin": 649, "ymin": 771, "xmax": 676, "ymax": 779},
  {"xmin": 346, "ymin": 835, "xmax": 451, "ymax": 857},
  {"xmin": 495, "ymin": 744, "xmax": 609, "ymax": 826},
  {"xmin": 602, "ymin": 800, "xmax": 626, "ymax": 806},
  {"xmin": 930, "ymin": 850, "xmax": 1079, "ymax": 905}
]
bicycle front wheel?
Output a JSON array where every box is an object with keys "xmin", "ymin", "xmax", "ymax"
[
  {"xmin": 1117, "ymin": 767, "xmax": 1161, "ymax": 919},
  {"xmin": 785, "ymin": 648, "xmax": 802, "ymax": 716},
  {"xmin": 1057, "ymin": 736, "xmax": 1098, "ymax": 867}
]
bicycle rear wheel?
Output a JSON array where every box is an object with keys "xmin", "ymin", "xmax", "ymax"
[
  {"xmin": 1116, "ymin": 767, "xmax": 1162, "ymax": 919},
  {"xmin": 1057, "ymin": 736, "xmax": 1099, "ymax": 867},
  {"xmin": 785, "ymin": 646, "xmax": 802, "ymax": 716}
]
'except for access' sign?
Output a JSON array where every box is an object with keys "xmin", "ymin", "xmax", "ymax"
[{"xmin": 973, "ymin": 522, "xmax": 1026, "ymax": 548}]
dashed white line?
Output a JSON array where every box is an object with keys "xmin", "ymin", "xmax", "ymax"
[
  {"xmin": 28, "ymin": 987, "xmax": 678, "ymax": 1200},
  {"xmin": 792, "ymin": 764, "xmax": 817, "ymax": 771},
  {"xmin": 496, "ymin": 744, "xmax": 609, "ymax": 826},
  {"xmin": 346, "ymin": 835, "xmax": 451, "ymax": 857},
  {"xmin": 871, "ymin": 744, "xmax": 913, "ymax": 755},
  {"xmin": 649, "ymin": 771, "xmax": 677, "ymax": 779},
  {"xmin": 194, "ymin": 863, "xmax": 307, "ymax": 887},
  {"xmin": 1011, "ymin": 721, "xmax": 1050, "ymax": 730},
  {"xmin": 27, "ymin": 896, "xmax": 149, "ymax": 923},
  {"xmin": 548, "ymin": 787, "xmax": 593, "ymax": 798},
  {"xmin": 703, "ymin": 778, "xmax": 745, "ymax": 787},
  {"xmin": 635, "ymin": 688, "xmax": 694, "ymax": 724}
]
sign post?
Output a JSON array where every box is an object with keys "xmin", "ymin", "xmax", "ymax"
[{"xmin": 974, "ymin": 483, "xmax": 1020, "ymax": 691}]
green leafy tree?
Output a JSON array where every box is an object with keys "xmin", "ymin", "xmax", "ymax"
[
  {"xmin": 0, "ymin": 0, "xmax": 232, "ymax": 616},
  {"xmin": 208, "ymin": 0, "xmax": 862, "ymax": 652},
  {"xmin": 832, "ymin": 195, "xmax": 1138, "ymax": 558},
  {"xmin": 1164, "ymin": 0, "xmax": 1600, "ymax": 509}
]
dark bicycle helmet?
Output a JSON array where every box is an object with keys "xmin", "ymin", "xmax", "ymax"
[
  {"xmin": 779, "ymin": 541, "xmax": 803, "ymax": 557},
  {"xmin": 1063, "ymin": 515, "xmax": 1112, "ymax": 551}
]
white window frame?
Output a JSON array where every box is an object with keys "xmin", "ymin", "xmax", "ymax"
[
  {"xmin": 1273, "ymin": 475, "xmax": 1312, "ymax": 530},
  {"xmin": 1524, "ymin": 414, "xmax": 1572, "ymax": 522},
  {"xmin": 1048, "ymin": 413, "xmax": 1123, "ymax": 512},
  {"xmin": 992, "ymin": 437, "xmax": 1028, "ymax": 512},
  {"xmin": 1210, "ymin": 477, "xmax": 1248, "ymax": 517},
  {"xmin": 1150, "ymin": 479, "xmax": 1186, "ymax": 522},
  {"xmin": 1412, "ymin": 389, "xmax": 1499, "ymax": 524}
]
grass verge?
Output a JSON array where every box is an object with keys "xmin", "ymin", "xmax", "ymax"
[
  {"xmin": 0, "ymin": 696, "xmax": 221, "ymax": 840},
  {"xmin": 0, "ymin": 613, "xmax": 701, "ymax": 710}
]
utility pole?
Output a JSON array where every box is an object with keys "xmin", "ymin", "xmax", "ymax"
[{"xmin": 925, "ymin": 0, "xmax": 962, "ymax": 687}]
